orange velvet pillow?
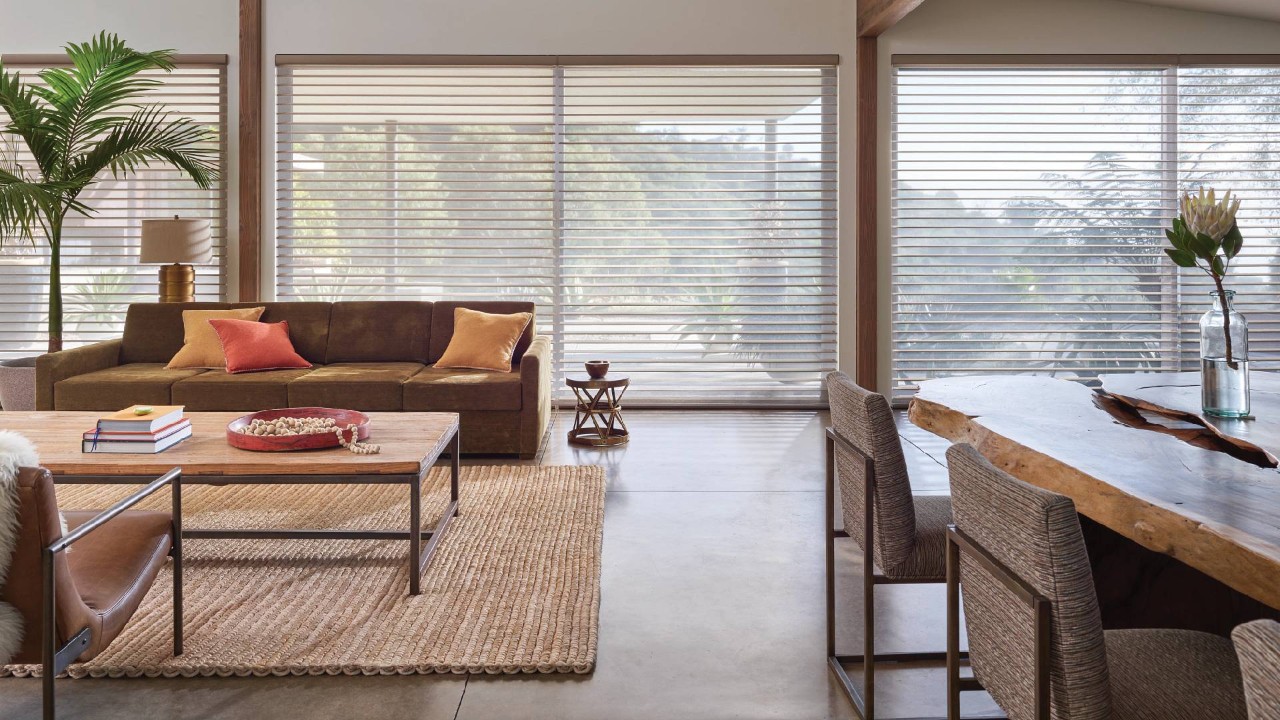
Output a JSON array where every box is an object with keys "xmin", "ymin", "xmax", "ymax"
[
  {"xmin": 208, "ymin": 319, "xmax": 311, "ymax": 374},
  {"xmin": 435, "ymin": 308, "xmax": 533, "ymax": 373},
  {"xmin": 166, "ymin": 307, "xmax": 266, "ymax": 369}
]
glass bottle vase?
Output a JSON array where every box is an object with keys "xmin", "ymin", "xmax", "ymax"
[{"xmin": 1200, "ymin": 289, "xmax": 1250, "ymax": 418}]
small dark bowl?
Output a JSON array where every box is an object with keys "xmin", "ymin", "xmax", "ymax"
[{"xmin": 585, "ymin": 361, "xmax": 610, "ymax": 379}]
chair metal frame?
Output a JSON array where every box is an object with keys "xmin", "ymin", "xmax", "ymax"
[
  {"xmin": 41, "ymin": 467, "xmax": 184, "ymax": 720},
  {"xmin": 946, "ymin": 524, "xmax": 1050, "ymax": 720},
  {"xmin": 826, "ymin": 426, "xmax": 976, "ymax": 720}
]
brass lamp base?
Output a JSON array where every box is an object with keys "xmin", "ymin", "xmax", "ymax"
[{"xmin": 158, "ymin": 263, "xmax": 196, "ymax": 303}]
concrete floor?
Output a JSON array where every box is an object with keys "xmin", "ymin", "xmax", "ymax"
[{"xmin": 0, "ymin": 410, "xmax": 1000, "ymax": 720}]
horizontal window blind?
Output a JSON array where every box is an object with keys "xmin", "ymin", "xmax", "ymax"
[
  {"xmin": 561, "ymin": 66, "xmax": 837, "ymax": 403},
  {"xmin": 276, "ymin": 61, "xmax": 838, "ymax": 405},
  {"xmin": 0, "ymin": 63, "xmax": 227, "ymax": 358},
  {"xmin": 275, "ymin": 66, "xmax": 557, "ymax": 308},
  {"xmin": 1176, "ymin": 67, "xmax": 1280, "ymax": 369},
  {"xmin": 891, "ymin": 63, "xmax": 1280, "ymax": 400}
]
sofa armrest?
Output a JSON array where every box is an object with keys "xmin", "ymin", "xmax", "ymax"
[
  {"xmin": 519, "ymin": 335, "xmax": 553, "ymax": 457},
  {"xmin": 36, "ymin": 339, "xmax": 122, "ymax": 410}
]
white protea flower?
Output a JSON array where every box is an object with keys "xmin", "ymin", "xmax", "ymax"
[{"xmin": 1180, "ymin": 187, "xmax": 1240, "ymax": 242}]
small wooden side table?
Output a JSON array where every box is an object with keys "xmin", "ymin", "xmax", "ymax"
[{"xmin": 566, "ymin": 375, "xmax": 630, "ymax": 447}]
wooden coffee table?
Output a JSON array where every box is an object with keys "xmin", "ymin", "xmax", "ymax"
[{"xmin": 0, "ymin": 411, "xmax": 460, "ymax": 596}]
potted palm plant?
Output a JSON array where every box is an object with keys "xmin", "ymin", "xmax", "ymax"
[{"xmin": 0, "ymin": 32, "xmax": 217, "ymax": 409}]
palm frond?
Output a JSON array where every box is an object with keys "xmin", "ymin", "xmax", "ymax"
[
  {"xmin": 0, "ymin": 66, "xmax": 60, "ymax": 178},
  {"xmin": 68, "ymin": 105, "xmax": 219, "ymax": 191},
  {"xmin": 0, "ymin": 167, "xmax": 67, "ymax": 242},
  {"xmin": 31, "ymin": 31, "xmax": 176, "ymax": 176}
]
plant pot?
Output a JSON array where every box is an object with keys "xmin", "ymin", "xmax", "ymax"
[{"xmin": 0, "ymin": 357, "xmax": 38, "ymax": 411}]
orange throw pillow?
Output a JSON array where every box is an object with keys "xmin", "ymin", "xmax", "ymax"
[
  {"xmin": 435, "ymin": 308, "xmax": 533, "ymax": 373},
  {"xmin": 166, "ymin": 307, "xmax": 265, "ymax": 369},
  {"xmin": 208, "ymin": 319, "xmax": 312, "ymax": 374}
]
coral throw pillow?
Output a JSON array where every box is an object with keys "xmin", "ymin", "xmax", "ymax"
[
  {"xmin": 166, "ymin": 307, "xmax": 265, "ymax": 369},
  {"xmin": 208, "ymin": 319, "xmax": 312, "ymax": 374},
  {"xmin": 435, "ymin": 308, "xmax": 533, "ymax": 373}
]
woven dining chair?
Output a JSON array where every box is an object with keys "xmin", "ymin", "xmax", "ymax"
[
  {"xmin": 825, "ymin": 371, "xmax": 961, "ymax": 719},
  {"xmin": 1234, "ymin": 620, "xmax": 1280, "ymax": 720},
  {"xmin": 944, "ymin": 442, "xmax": 1248, "ymax": 720}
]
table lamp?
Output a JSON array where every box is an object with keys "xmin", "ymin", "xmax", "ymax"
[{"xmin": 140, "ymin": 216, "xmax": 212, "ymax": 303}]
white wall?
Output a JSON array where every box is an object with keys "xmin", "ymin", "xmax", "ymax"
[{"xmin": 876, "ymin": 0, "xmax": 1280, "ymax": 392}]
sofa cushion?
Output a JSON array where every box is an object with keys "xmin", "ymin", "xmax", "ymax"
[
  {"xmin": 121, "ymin": 302, "xmax": 235, "ymax": 364},
  {"xmin": 435, "ymin": 308, "xmax": 533, "ymax": 373},
  {"xmin": 287, "ymin": 362, "xmax": 424, "ymax": 411},
  {"xmin": 325, "ymin": 301, "xmax": 433, "ymax": 364},
  {"xmin": 172, "ymin": 367, "xmax": 319, "ymax": 411},
  {"xmin": 120, "ymin": 302, "xmax": 333, "ymax": 365},
  {"xmin": 55, "ymin": 364, "xmax": 207, "ymax": 410},
  {"xmin": 166, "ymin": 306, "xmax": 266, "ymax": 369},
  {"xmin": 210, "ymin": 319, "xmax": 313, "ymax": 373},
  {"xmin": 429, "ymin": 301, "xmax": 536, "ymax": 364},
  {"xmin": 253, "ymin": 302, "xmax": 332, "ymax": 364},
  {"xmin": 403, "ymin": 365, "xmax": 522, "ymax": 412}
]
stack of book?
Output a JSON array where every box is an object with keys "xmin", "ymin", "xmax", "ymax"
[{"xmin": 83, "ymin": 405, "xmax": 192, "ymax": 453}]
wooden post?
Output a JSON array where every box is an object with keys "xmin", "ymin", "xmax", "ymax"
[
  {"xmin": 238, "ymin": 0, "xmax": 262, "ymax": 302},
  {"xmin": 851, "ymin": 0, "xmax": 927, "ymax": 391},
  {"xmin": 854, "ymin": 36, "xmax": 878, "ymax": 390}
]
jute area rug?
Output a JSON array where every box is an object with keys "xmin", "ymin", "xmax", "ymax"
[{"xmin": 4, "ymin": 464, "xmax": 604, "ymax": 678}]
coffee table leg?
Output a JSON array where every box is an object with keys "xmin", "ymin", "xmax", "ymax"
[
  {"xmin": 451, "ymin": 426, "xmax": 461, "ymax": 504},
  {"xmin": 409, "ymin": 473, "xmax": 422, "ymax": 596}
]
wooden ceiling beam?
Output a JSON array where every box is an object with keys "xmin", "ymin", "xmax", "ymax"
[{"xmin": 858, "ymin": 0, "xmax": 926, "ymax": 37}]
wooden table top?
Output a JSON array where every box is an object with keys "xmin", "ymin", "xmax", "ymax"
[
  {"xmin": 1100, "ymin": 371, "xmax": 1280, "ymax": 453},
  {"xmin": 0, "ymin": 411, "xmax": 459, "ymax": 477},
  {"xmin": 909, "ymin": 375, "xmax": 1280, "ymax": 610}
]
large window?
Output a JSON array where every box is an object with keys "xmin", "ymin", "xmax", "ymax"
[
  {"xmin": 276, "ymin": 59, "xmax": 837, "ymax": 405},
  {"xmin": 891, "ymin": 59, "xmax": 1280, "ymax": 399},
  {"xmin": 0, "ymin": 60, "xmax": 228, "ymax": 357}
]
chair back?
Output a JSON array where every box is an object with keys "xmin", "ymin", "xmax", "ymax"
[
  {"xmin": 946, "ymin": 443, "xmax": 1111, "ymax": 720},
  {"xmin": 826, "ymin": 371, "xmax": 917, "ymax": 573},
  {"xmin": 1, "ymin": 467, "xmax": 90, "ymax": 665},
  {"xmin": 1234, "ymin": 619, "xmax": 1280, "ymax": 720}
]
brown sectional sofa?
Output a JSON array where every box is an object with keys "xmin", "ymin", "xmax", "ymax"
[{"xmin": 36, "ymin": 300, "xmax": 551, "ymax": 457}]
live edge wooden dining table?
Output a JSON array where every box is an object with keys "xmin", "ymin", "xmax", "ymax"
[{"xmin": 910, "ymin": 372, "xmax": 1280, "ymax": 634}]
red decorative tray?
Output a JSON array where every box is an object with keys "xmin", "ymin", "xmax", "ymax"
[{"xmin": 226, "ymin": 407, "xmax": 371, "ymax": 452}]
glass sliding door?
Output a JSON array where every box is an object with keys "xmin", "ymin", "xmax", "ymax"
[{"xmin": 276, "ymin": 59, "xmax": 838, "ymax": 406}]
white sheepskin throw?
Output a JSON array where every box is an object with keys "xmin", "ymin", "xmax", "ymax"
[{"xmin": 0, "ymin": 430, "xmax": 40, "ymax": 665}]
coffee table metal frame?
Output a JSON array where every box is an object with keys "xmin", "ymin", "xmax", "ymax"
[{"xmin": 53, "ymin": 427, "xmax": 461, "ymax": 597}]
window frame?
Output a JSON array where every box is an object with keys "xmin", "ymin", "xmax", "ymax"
[{"xmin": 273, "ymin": 55, "xmax": 840, "ymax": 408}]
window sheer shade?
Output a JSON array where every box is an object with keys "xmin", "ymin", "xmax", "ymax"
[
  {"xmin": 276, "ymin": 62, "xmax": 837, "ymax": 405},
  {"xmin": 0, "ymin": 63, "xmax": 228, "ymax": 358},
  {"xmin": 891, "ymin": 64, "xmax": 1280, "ymax": 400}
]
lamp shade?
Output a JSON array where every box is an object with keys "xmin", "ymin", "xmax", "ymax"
[{"xmin": 140, "ymin": 217, "xmax": 212, "ymax": 264}]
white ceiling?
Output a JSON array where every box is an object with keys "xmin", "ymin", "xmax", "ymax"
[{"xmin": 1126, "ymin": 0, "xmax": 1280, "ymax": 23}]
